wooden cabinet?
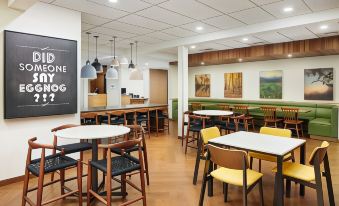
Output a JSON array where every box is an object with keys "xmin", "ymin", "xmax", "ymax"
[{"xmin": 88, "ymin": 94, "xmax": 107, "ymax": 107}]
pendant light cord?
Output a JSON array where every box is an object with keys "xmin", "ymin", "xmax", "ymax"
[
  {"xmin": 113, "ymin": 36, "xmax": 116, "ymax": 59},
  {"xmin": 94, "ymin": 36, "xmax": 98, "ymax": 58},
  {"xmin": 130, "ymin": 43, "xmax": 133, "ymax": 62},
  {"xmin": 135, "ymin": 41, "xmax": 138, "ymax": 65},
  {"xmin": 87, "ymin": 32, "xmax": 90, "ymax": 61}
]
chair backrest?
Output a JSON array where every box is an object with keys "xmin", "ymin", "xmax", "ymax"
[
  {"xmin": 191, "ymin": 103, "xmax": 202, "ymax": 111},
  {"xmin": 261, "ymin": 106, "xmax": 277, "ymax": 120},
  {"xmin": 200, "ymin": 127, "xmax": 221, "ymax": 144},
  {"xmin": 81, "ymin": 112, "xmax": 99, "ymax": 125},
  {"xmin": 309, "ymin": 141, "xmax": 330, "ymax": 166},
  {"xmin": 107, "ymin": 110, "xmax": 125, "ymax": 117},
  {"xmin": 188, "ymin": 114, "xmax": 209, "ymax": 128},
  {"xmin": 51, "ymin": 124, "xmax": 79, "ymax": 146},
  {"xmin": 208, "ymin": 144, "xmax": 248, "ymax": 170},
  {"xmin": 26, "ymin": 137, "xmax": 55, "ymax": 167},
  {"xmin": 234, "ymin": 105, "xmax": 249, "ymax": 115},
  {"xmin": 259, "ymin": 127, "xmax": 291, "ymax": 138},
  {"xmin": 218, "ymin": 104, "xmax": 230, "ymax": 111},
  {"xmin": 281, "ymin": 107, "xmax": 299, "ymax": 121}
]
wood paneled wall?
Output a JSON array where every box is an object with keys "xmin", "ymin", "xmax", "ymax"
[{"xmin": 169, "ymin": 36, "xmax": 339, "ymax": 67}]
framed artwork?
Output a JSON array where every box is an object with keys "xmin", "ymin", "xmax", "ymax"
[
  {"xmin": 224, "ymin": 72, "xmax": 242, "ymax": 98},
  {"xmin": 260, "ymin": 70, "xmax": 283, "ymax": 99},
  {"xmin": 304, "ymin": 68, "xmax": 334, "ymax": 100},
  {"xmin": 195, "ymin": 74, "xmax": 210, "ymax": 97},
  {"xmin": 4, "ymin": 30, "xmax": 78, "ymax": 119}
]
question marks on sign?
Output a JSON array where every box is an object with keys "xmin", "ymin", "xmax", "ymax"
[
  {"xmin": 34, "ymin": 94, "xmax": 39, "ymax": 102},
  {"xmin": 33, "ymin": 93, "xmax": 55, "ymax": 103},
  {"xmin": 49, "ymin": 93, "xmax": 55, "ymax": 102}
]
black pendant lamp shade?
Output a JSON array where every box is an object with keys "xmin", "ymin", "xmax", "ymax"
[
  {"xmin": 128, "ymin": 43, "xmax": 135, "ymax": 69},
  {"xmin": 91, "ymin": 35, "xmax": 103, "ymax": 73}
]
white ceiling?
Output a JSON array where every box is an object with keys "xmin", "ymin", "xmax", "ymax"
[{"xmin": 40, "ymin": 0, "xmax": 339, "ymax": 56}]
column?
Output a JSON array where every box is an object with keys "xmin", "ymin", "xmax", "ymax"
[{"xmin": 177, "ymin": 46, "xmax": 189, "ymax": 136}]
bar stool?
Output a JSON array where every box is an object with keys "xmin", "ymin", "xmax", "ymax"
[
  {"xmin": 22, "ymin": 138, "xmax": 82, "ymax": 206},
  {"xmin": 281, "ymin": 107, "xmax": 304, "ymax": 138},
  {"xmin": 81, "ymin": 112, "xmax": 99, "ymax": 125},
  {"xmin": 181, "ymin": 111, "xmax": 192, "ymax": 146},
  {"xmin": 150, "ymin": 107, "xmax": 170, "ymax": 136},
  {"xmin": 135, "ymin": 108, "xmax": 151, "ymax": 138},
  {"xmin": 234, "ymin": 105, "xmax": 255, "ymax": 131},
  {"xmin": 106, "ymin": 110, "xmax": 126, "ymax": 125},
  {"xmin": 261, "ymin": 106, "xmax": 282, "ymax": 128},
  {"xmin": 185, "ymin": 114, "xmax": 210, "ymax": 154}
]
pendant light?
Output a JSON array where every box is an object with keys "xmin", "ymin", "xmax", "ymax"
[
  {"xmin": 129, "ymin": 41, "xmax": 143, "ymax": 80},
  {"xmin": 91, "ymin": 35, "xmax": 103, "ymax": 73},
  {"xmin": 81, "ymin": 32, "xmax": 97, "ymax": 79},
  {"xmin": 106, "ymin": 39, "xmax": 118, "ymax": 79},
  {"xmin": 120, "ymin": 57, "xmax": 129, "ymax": 65},
  {"xmin": 128, "ymin": 43, "xmax": 135, "ymax": 69},
  {"xmin": 111, "ymin": 36, "xmax": 119, "ymax": 67}
]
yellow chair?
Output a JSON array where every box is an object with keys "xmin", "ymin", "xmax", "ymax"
[
  {"xmin": 199, "ymin": 145, "xmax": 264, "ymax": 206},
  {"xmin": 272, "ymin": 141, "xmax": 334, "ymax": 206},
  {"xmin": 249, "ymin": 127, "xmax": 294, "ymax": 172},
  {"xmin": 193, "ymin": 127, "xmax": 221, "ymax": 185}
]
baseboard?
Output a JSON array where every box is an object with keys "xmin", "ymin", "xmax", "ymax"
[{"xmin": 0, "ymin": 174, "xmax": 34, "ymax": 187}]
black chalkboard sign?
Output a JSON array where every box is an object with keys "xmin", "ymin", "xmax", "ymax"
[{"xmin": 4, "ymin": 30, "xmax": 77, "ymax": 119}]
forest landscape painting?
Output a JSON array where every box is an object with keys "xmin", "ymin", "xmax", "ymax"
[
  {"xmin": 304, "ymin": 68, "xmax": 334, "ymax": 100},
  {"xmin": 260, "ymin": 70, "xmax": 283, "ymax": 99},
  {"xmin": 224, "ymin": 72, "xmax": 242, "ymax": 98},
  {"xmin": 195, "ymin": 74, "xmax": 210, "ymax": 97}
]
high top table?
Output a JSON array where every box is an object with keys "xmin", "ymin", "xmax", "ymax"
[
  {"xmin": 55, "ymin": 125, "xmax": 130, "ymax": 194},
  {"xmin": 204, "ymin": 131, "xmax": 306, "ymax": 206}
]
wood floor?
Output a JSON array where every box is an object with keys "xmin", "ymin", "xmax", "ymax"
[{"xmin": 1, "ymin": 121, "xmax": 338, "ymax": 206}]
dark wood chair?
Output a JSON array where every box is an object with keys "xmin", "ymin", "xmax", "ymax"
[
  {"xmin": 135, "ymin": 108, "xmax": 151, "ymax": 138},
  {"xmin": 191, "ymin": 103, "xmax": 203, "ymax": 111},
  {"xmin": 281, "ymin": 107, "xmax": 304, "ymax": 138},
  {"xmin": 219, "ymin": 114, "xmax": 246, "ymax": 135},
  {"xmin": 22, "ymin": 138, "xmax": 82, "ymax": 206},
  {"xmin": 185, "ymin": 115, "xmax": 210, "ymax": 154},
  {"xmin": 150, "ymin": 106, "xmax": 169, "ymax": 136},
  {"xmin": 87, "ymin": 139, "xmax": 146, "ymax": 206},
  {"xmin": 234, "ymin": 105, "xmax": 255, "ymax": 131},
  {"xmin": 217, "ymin": 104, "xmax": 230, "ymax": 111},
  {"xmin": 81, "ymin": 112, "xmax": 99, "ymax": 125},
  {"xmin": 105, "ymin": 110, "xmax": 127, "ymax": 125},
  {"xmin": 261, "ymin": 106, "xmax": 282, "ymax": 128}
]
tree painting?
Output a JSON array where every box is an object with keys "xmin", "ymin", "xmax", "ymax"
[
  {"xmin": 260, "ymin": 70, "xmax": 283, "ymax": 99},
  {"xmin": 224, "ymin": 73, "xmax": 242, "ymax": 98},
  {"xmin": 304, "ymin": 68, "xmax": 334, "ymax": 100},
  {"xmin": 195, "ymin": 74, "xmax": 210, "ymax": 97}
]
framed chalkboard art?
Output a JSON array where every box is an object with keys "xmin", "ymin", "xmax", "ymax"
[{"xmin": 4, "ymin": 30, "xmax": 77, "ymax": 119}]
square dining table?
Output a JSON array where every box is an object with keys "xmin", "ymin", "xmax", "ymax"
[{"xmin": 207, "ymin": 131, "xmax": 306, "ymax": 206}]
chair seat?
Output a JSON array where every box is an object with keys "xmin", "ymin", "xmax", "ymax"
[
  {"xmin": 82, "ymin": 118, "xmax": 96, "ymax": 125},
  {"xmin": 102, "ymin": 118, "xmax": 125, "ymax": 125},
  {"xmin": 211, "ymin": 167, "xmax": 263, "ymax": 187},
  {"xmin": 56, "ymin": 142, "xmax": 92, "ymax": 154},
  {"xmin": 28, "ymin": 154, "xmax": 77, "ymax": 176},
  {"xmin": 284, "ymin": 120, "xmax": 303, "ymax": 124},
  {"xmin": 91, "ymin": 155, "xmax": 141, "ymax": 176},
  {"xmin": 137, "ymin": 116, "xmax": 148, "ymax": 123},
  {"xmin": 111, "ymin": 146, "xmax": 143, "ymax": 154},
  {"xmin": 249, "ymin": 152, "xmax": 292, "ymax": 162},
  {"xmin": 272, "ymin": 162, "xmax": 315, "ymax": 182},
  {"xmin": 264, "ymin": 118, "xmax": 282, "ymax": 123}
]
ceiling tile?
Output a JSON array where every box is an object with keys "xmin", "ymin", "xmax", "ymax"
[
  {"xmin": 39, "ymin": 0, "xmax": 55, "ymax": 3},
  {"xmin": 130, "ymin": 36, "xmax": 164, "ymax": 44},
  {"xmin": 88, "ymin": 26, "xmax": 137, "ymax": 39},
  {"xmin": 306, "ymin": 20, "xmax": 339, "ymax": 37},
  {"xmin": 162, "ymin": 27, "xmax": 198, "ymax": 37},
  {"xmin": 180, "ymin": 22, "xmax": 220, "ymax": 34},
  {"xmin": 197, "ymin": 0, "xmax": 256, "ymax": 14},
  {"xmin": 104, "ymin": 21, "xmax": 153, "ymax": 35},
  {"xmin": 278, "ymin": 26, "xmax": 318, "ymax": 40},
  {"xmin": 202, "ymin": 15, "xmax": 245, "ymax": 29},
  {"xmin": 118, "ymin": 14, "xmax": 172, "ymax": 30},
  {"xmin": 229, "ymin": 7, "xmax": 275, "ymax": 24},
  {"xmin": 53, "ymin": 0, "xmax": 127, "ymax": 20},
  {"xmin": 250, "ymin": 0, "xmax": 282, "ymax": 5},
  {"xmin": 193, "ymin": 42, "xmax": 232, "ymax": 53},
  {"xmin": 159, "ymin": 0, "xmax": 222, "ymax": 20},
  {"xmin": 234, "ymin": 36, "xmax": 266, "ymax": 44},
  {"xmin": 87, "ymin": 0, "xmax": 151, "ymax": 13},
  {"xmin": 215, "ymin": 39, "xmax": 250, "ymax": 48},
  {"xmin": 303, "ymin": 0, "xmax": 339, "ymax": 11},
  {"xmin": 82, "ymin": 22, "xmax": 96, "ymax": 31},
  {"xmin": 145, "ymin": 31, "xmax": 179, "ymax": 40},
  {"xmin": 81, "ymin": 13, "xmax": 111, "ymax": 25},
  {"xmin": 141, "ymin": 0, "xmax": 169, "ymax": 5},
  {"xmin": 254, "ymin": 31, "xmax": 292, "ymax": 43},
  {"xmin": 136, "ymin": 6, "xmax": 195, "ymax": 26},
  {"xmin": 262, "ymin": 0, "xmax": 311, "ymax": 18}
]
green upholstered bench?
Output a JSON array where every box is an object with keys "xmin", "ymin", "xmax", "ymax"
[{"xmin": 171, "ymin": 98, "xmax": 338, "ymax": 138}]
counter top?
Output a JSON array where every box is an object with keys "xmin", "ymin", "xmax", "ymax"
[{"xmin": 81, "ymin": 103, "xmax": 168, "ymax": 113}]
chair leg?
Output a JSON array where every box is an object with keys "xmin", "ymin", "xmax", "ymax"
[
  {"xmin": 87, "ymin": 162, "xmax": 92, "ymax": 206},
  {"xmin": 243, "ymin": 185, "xmax": 247, "ymax": 206},
  {"xmin": 77, "ymin": 161, "xmax": 83, "ymax": 206},
  {"xmin": 106, "ymin": 171, "xmax": 112, "ymax": 205},
  {"xmin": 181, "ymin": 123, "xmax": 185, "ymax": 146},
  {"xmin": 300, "ymin": 123, "xmax": 304, "ymax": 138},
  {"xmin": 249, "ymin": 157, "xmax": 253, "ymax": 169},
  {"xmin": 199, "ymin": 173, "xmax": 208, "ymax": 206},
  {"xmin": 122, "ymin": 174, "xmax": 127, "ymax": 198},
  {"xmin": 185, "ymin": 130, "xmax": 190, "ymax": 154},
  {"xmin": 295, "ymin": 124, "xmax": 300, "ymax": 138},
  {"xmin": 193, "ymin": 150, "xmax": 201, "ymax": 185},
  {"xmin": 147, "ymin": 119, "xmax": 151, "ymax": 139},
  {"xmin": 36, "ymin": 172, "xmax": 45, "ymax": 206},
  {"xmin": 252, "ymin": 119, "xmax": 255, "ymax": 131},
  {"xmin": 21, "ymin": 169, "xmax": 30, "ymax": 206},
  {"xmin": 139, "ymin": 166, "xmax": 147, "ymax": 206},
  {"xmin": 315, "ymin": 165, "xmax": 324, "ymax": 206},
  {"xmin": 259, "ymin": 179, "xmax": 264, "ymax": 206},
  {"xmin": 258, "ymin": 159, "xmax": 262, "ymax": 173},
  {"xmin": 156, "ymin": 115, "xmax": 159, "ymax": 137},
  {"xmin": 264, "ymin": 121, "xmax": 267, "ymax": 127},
  {"xmin": 143, "ymin": 149, "xmax": 150, "ymax": 185},
  {"xmin": 286, "ymin": 179, "xmax": 291, "ymax": 198},
  {"xmin": 224, "ymin": 183, "xmax": 228, "ymax": 202},
  {"xmin": 60, "ymin": 169, "xmax": 65, "ymax": 196},
  {"xmin": 284, "ymin": 123, "xmax": 287, "ymax": 129}
]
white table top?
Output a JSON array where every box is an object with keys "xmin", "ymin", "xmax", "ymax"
[
  {"xmin": 209, "ymin": 131, "xmax": 306, "ymax": 156},
  {"xmin": 55, "ymin": 125, "xmax": 130, "ymax": 140},
  {"xmin": 193, "ymin": 110, "xmax": 233, "ymax": 116}
]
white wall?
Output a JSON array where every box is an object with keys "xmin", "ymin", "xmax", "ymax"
[
  {"xmin": 184, "ymin": 55, "xmax": 339, "ymax": 103},
  {"xmin": 0, "ymin": 2, "xmax": 81, "ymax": 180}
]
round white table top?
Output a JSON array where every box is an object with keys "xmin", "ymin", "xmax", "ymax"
[
  {"xmin": 193, "ymin": 110, "xmax": 233, "ymax": 116},
  {"xmin": 55, "ymin": 125, "xmax": 130, "ymax": 140}
]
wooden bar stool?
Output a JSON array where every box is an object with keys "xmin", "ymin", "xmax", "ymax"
[
  {"xmin": 234, "ymin": 105, "xmax": 255, "ymax": 131},
  {"xmin": 106, "ymin": 110, "xmax": 127, "ymax": 125},
  {"xmin": 22, "ymin": 138, "xmax": 82, "ymax": 206},
  {"xmin": 281, "ymin": 107, "xmax": 304, "ymax": 138},
  {"xmin": 261, "ymin": 106, "xmax": 282, "ymax": 128},
  {"xmin": 81, "ymin": 112, "xmax": 99, "ymax": 125},
  {"xmin": 181, "ymin": 111, "xmax": 192, "ymax": 146},
  {"xmin": 135, "ymin": 108, "xmax": 151, "ymax": 138},
  {"xmin": 150, "ymin": 107, "xmax": 169, "ymax": 136},
  {"xmin": 185, "ymin": 115, "xmax": 210, "ymax": 154}
]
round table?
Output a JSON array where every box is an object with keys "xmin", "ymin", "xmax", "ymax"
[
  {"xmin": 193, "ymin": 110, "xmax": 233, "ymax": 116},
  {"xmin": 55, "ymin": 125, "xmax": 130, "ymax": 194}
]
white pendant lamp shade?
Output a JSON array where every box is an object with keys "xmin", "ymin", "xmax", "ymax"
[
  {"xmin": 129, "ymin": 41, "xmax": 143, "ymax": 80},
  {"xmin": 81, "ymin": 32, "xmax": 97, "ymax": 79},
  {"xmin": 91, "ymin": 35, "xmax": 103, "ymax": 73},
  {"xmin": 111, "ymin": 36, "xmax": 120, "ymax": 67},
  {"xmin": 120, "ymin": 57, "xmax": 128, "ymax": 65},
  {"xmin": 106, "ymin": 65, "xmax": 119, "ymax": 79}
]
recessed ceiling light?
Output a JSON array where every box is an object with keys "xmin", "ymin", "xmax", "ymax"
[
  {"xmin": 190, "ymin": 45, "xmax": 196, "ymax": 49},
  {"xmin": 242, "ymin": 38, "xmax": 249, "ymax": 41},
  {"xmin": 238, "ymin": 58, "xmax": 243, "ymax": 62},
  {"xmin": 320, "ymin": 25, "xmax": 329, "ymax": 30},
  {"xmin": 283, "ymin": 7, "xmax": 294, "ymax": 12},
  {"xmin": 109, "ymin": 0, "xmax": 118, "ymax": 3},
  {"xmin": 287, "ymin": 54, "xmax": 292, "ymax": 58},
  {"xmin": 196, "ymin": 26, "xmax": 203, "ymax": 31},
  {"xmin": 201, "ymin": 62, "xmax": 205, "ymax": 65}
]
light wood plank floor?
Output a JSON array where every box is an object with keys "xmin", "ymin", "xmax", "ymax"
[{"xmin": 0, "ymin": 121, "xmax": 338, "ymax": 206}]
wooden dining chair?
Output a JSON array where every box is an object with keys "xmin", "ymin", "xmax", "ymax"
[
  {"xmin": 249, "ymin": 127, "xmax": 294, "ymax": 172},
  {"xmin": 185, "ymin": 114, "xmax": 210, "ymax": 154},
  {"xmin": 50, "ymin": 124, "xmax": 92, "ymax": 182},
  {"xmin": 217, "ymin": 104, "xmax": 230, "ymax": 111},
  {"xmin": 234, "ymin": 105, "xmax": 255, "ymax": 131},
  {"xmin": 219, "ymin": 114, "xmax": 246, "ymax": 135},
  {"xmin": 22, "ymin": 138, "xmax": 82, "ymax": 206},
  {"xmin": 281, "ymin": 107, "xmax": 304, "ymax": 138},
  {"xmin": 261, "ymin": 106, "xmax": 282, "ymax": 128},
  {"xmin": 199, "ymin": 145, "xmax": 264, "ymax": 206},
  {"xmin": 273, "ymin": 141, "xmax": 334, "ymax": 206},
  {"xmin": 193, "ymin": 127, "xmax": 221, "ymax": 185},
  {"xmin": 135, "ymin": 108, "xmax": 151, "ymax": 138},
  {"xmin": 181, "ymin": 111, "xmax": 192, "ymax": 146},
  {"xmin": 191, "ymin": 103, "xmax": 203, "ymax": 111},
  {"xmin": 87, "ymin": 139, "xmax": 146, "ymax": 206}
]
